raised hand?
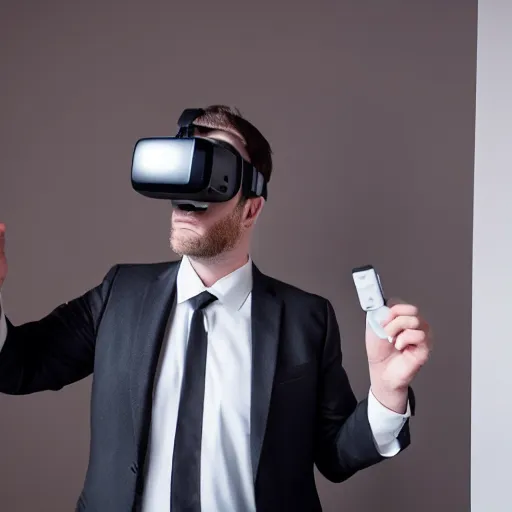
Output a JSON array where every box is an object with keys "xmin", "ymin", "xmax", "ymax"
[{"xmin": 365, "ymin": 298, "xmax": 432, "ymax": 413}]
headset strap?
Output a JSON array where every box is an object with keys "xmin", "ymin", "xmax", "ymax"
[
  {"xmin": 242, "ymin": 161, "xmax": 268, "ymax": 200},
  {"xmin": 176, "ymin": 108, "xmax": 205, "ymax": 138}
]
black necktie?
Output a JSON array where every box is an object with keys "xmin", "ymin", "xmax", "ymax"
[{"xmin": 170, "ymin": 291, "xmax": 218, "ymax": 511}]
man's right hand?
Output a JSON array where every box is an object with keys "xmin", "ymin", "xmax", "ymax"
[{"xmin": 0, "ymin": 223, "xmax": 7, "ymax": 290}]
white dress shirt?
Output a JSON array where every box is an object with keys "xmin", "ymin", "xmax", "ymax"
[{"xmin": 0, "ymin": 257, "xmax": 410, "ymax": 511}]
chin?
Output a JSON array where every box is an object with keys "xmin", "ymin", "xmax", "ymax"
[
  {"xmin": 170, "ymin": 236, "xmax": 198, "ymax": 257},
  {"xmin": 170, "ymin": 237, "xmax": 188, "ymax": 254}
]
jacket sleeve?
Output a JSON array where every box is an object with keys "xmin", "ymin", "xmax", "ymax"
[
  {"xmin": 0, "ymin": 265, "xmax": 119, "ymax": 395},
  {"xmin": 314, "ymin": 298, "xmax": 412, "ymax": 483}
]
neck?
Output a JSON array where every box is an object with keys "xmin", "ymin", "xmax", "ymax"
[{"xmin": 187, "ymin": 247, "xmax": 250, "ymax": 287}]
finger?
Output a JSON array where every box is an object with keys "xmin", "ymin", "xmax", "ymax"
[
  {"xmin": 390, "ymin": 303, "xmax": 419, "ymax": 317},
  {"xmin": 394, "ymin": 329, "xmax": 427, "ymax": 351},
  {"xmin": 0, "ymin": 224, "xmax": 5, "ymax": 251},
  {"xmin": 380, "ymin": 301, "xmax": 418, "ymax": 327},
  {"xmin": 402, "ymin": 342, "xmax": 431, "ymax": 366},
  {"xmin": 384, "ymin": 315, "xmax": 422, "ymax": 338},
  {"xmin": 381, "ymin": 303, "xmax": 419, "ymax": 326}
]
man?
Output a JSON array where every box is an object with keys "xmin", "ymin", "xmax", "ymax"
[{"xmin": 0, "ymin": 105, "xmax": 431, "ymax": 511}]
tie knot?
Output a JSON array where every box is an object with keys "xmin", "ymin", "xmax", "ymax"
[{"xmin": 189, "ymin": 291, "xmax": 218, "ymax": 311}]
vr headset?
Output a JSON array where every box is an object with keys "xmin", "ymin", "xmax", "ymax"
[{"xmin": 131, "ymin": 108, "xmax": 268, "ymax": 211}]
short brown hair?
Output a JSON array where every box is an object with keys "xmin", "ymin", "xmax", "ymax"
[{"xmin": 192, "ymin": 105, "xmax": 273, "ymax": 183}]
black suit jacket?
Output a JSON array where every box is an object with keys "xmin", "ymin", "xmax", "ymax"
[{"xmin": 0, "ymin": 261, "xmax": 413, "ymax": 511}]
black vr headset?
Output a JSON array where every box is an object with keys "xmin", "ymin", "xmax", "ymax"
[{"xmin": 131, "ymin": 108, "xmax": 268, "ymax": 211}]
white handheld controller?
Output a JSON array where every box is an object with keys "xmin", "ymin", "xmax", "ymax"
[{"xmin": 352, "ymin": 265, "xmax": 393, "ymax": 342}]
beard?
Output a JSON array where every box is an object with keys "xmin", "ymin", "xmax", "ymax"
[{"xmin": 169, "ymin": 203, "xmax": 244, "ymax": 259}]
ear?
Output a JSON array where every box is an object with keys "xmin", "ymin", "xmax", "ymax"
[{"xmin": 243, "ymin": 197, "xmax": 265, "ymax": 227}]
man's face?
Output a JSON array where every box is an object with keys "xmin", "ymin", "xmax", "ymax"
[{"xmin": 169, "ymin": 129, "xmax": 253, "ymax": 259}]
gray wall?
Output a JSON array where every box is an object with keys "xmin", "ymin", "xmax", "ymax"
[
  {"xmin": 0, "ymin": 1, "xmax": 477, "ymax": 510},
  {"xmin": 472, "ymin": 1, "xmax": 512, "ymax": 511}
]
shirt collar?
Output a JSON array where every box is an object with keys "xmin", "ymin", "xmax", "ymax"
[{"xmin": 176, "ymin": 255, "xmax": 253, "ymax": 311}]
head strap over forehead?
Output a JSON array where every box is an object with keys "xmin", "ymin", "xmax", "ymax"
[{"xmin": 176, "ymin": 108, "xmax": 205, "ymax": 138}]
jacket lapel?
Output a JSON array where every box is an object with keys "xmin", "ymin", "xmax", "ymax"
[
  {"xmin": 127, "ymin": 260, "xmax": 283, "ymax": 485},
  {"xmin": 129, "ymin": 262, "xmax": 179, "ymax": 467},
  {"xmin": 250, "ymin": 265, "xmax": 283, "ymax": 482}
]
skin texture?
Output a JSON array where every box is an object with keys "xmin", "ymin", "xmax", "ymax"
[{"xmin": 0, "ymin": 127, "xmax": 432, "ymax": 414}]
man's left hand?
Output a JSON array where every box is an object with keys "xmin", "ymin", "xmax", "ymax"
[{"xmin": 366, "ymin": 299, "xmax": 432, "ymax": 413}]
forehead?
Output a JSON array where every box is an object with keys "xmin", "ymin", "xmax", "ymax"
[{"xmin": 194, "ymin": 127, "xmax": 251, "ymax": 162}]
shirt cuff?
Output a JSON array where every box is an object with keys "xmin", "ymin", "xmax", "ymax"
[
  {"xmin": 367, "ymin": 387, "xmax": 411, "ymax": 457},
  {"xmin": 0, "ymin": 293, "xmax": 7, "ymax": 351}
]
